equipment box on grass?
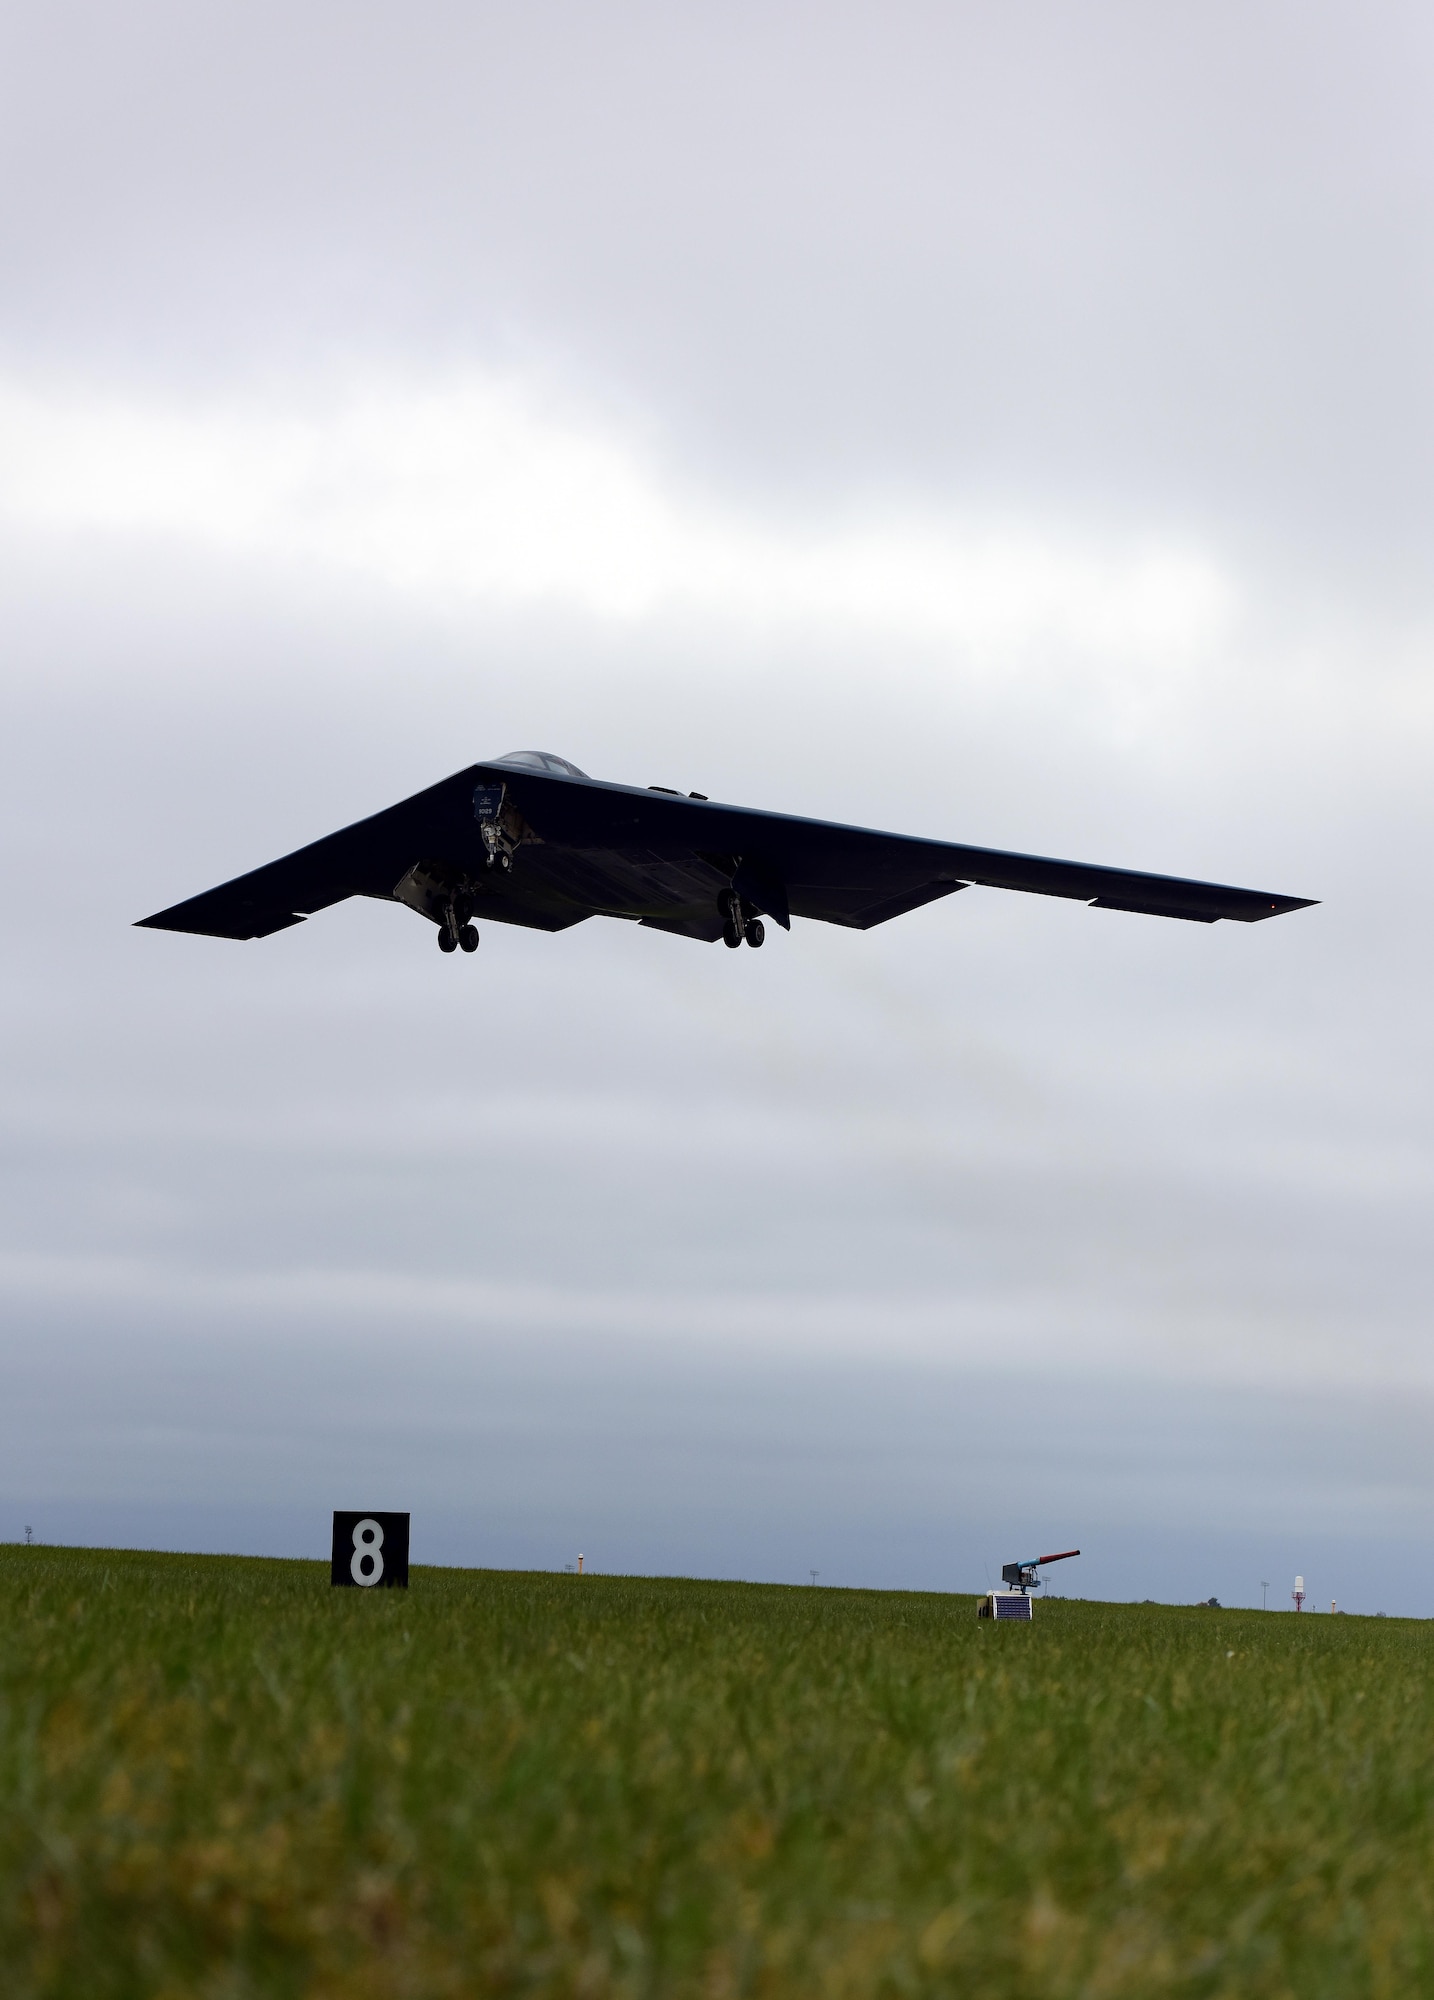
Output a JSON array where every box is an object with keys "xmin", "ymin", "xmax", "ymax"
[{"xmin": 978, "ymin": 1591, "xmax": 1033, "ymax": 1620}]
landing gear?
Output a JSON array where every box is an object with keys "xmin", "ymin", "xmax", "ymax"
[
  {"xmin": 480, "ymin": 815, "xmax": 517, "ymax": 872},
  {"xmin": 718, "ymin": 888, "xmax": 766, "ymax": 950},
  {"xmin": 439, "ymin": 896, "xmax": 479, "ymax": 955}
]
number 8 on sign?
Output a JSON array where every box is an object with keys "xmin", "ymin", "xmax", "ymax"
[
  {"xmin": 330, "ymin": 1511, "xmax": 410, "ymax": 1588},
  {"xmin": 350, "ymin": 1517, "xmax": 384, "ymax": 1586}
]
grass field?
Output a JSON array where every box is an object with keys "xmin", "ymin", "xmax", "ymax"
[{"xmin": 3, "ymin": 1548, "xmax": 1432, "ymax": 1998}]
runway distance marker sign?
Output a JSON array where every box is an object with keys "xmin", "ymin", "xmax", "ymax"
[{"xmin": 330, "ymin": 1511, "xmax": 410, "ymax": 1589}]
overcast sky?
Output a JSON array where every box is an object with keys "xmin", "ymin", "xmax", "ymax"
[{"xmin": 2, "ymin": 3, "xmax": 1431, "ymax": 1612}]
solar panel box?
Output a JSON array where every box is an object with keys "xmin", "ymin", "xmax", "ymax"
[{"xmin": 978, "ymin": 1591, "xmax": 1032, "ymax": 1621}]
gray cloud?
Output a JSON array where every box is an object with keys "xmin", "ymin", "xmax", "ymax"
[{"xmin": 4, "ymin": 4, "xmax": 1431, "ymax": 567}]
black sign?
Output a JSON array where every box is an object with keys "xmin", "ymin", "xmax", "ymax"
[{"xmin": 330, "ymin": 1511, "xmax": 410, "ymax": 1589}]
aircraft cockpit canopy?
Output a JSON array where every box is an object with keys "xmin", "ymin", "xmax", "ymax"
[{"xmin": 495, "ymin": 751, "xmax": 588, "ymax": 778}]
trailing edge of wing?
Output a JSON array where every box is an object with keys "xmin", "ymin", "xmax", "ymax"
[
  {"xmin": 136, "ymin": 896, "xmax": 311, "ymax": 939},
  {"xmin": 1088, "ymin": 895, "xmax": 1215, "ymax": 923},
  {"xmin": 136, "ymin": 878, "xmax": 347, "ymax": 938},
  {"xmin": 829, "ymin": 881, "xmax": 968, "ymax": 931},
  {"xmin": 950, "ymin": 857, "xmax": 1314, "ymax": 925}
]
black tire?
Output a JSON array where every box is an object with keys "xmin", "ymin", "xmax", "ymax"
[
  {"xmin": 746, "ymin": 919, "xmax": 765, "ymax": 948},
  {"xmin": 723, "ymin": 922, "xmax": 742, "ymax": 949},
  {"xmin": 499, "ymin": 852, "xmax": 513, "ymax": 873},
  {"xmin": 459, "ymin": 925, "xmax": 479, "ymax": 953},
  {"xmin": 438, "ymin": 930, "xmax": 458, "ymax": 953}
]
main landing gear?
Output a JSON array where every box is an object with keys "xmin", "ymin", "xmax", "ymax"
[
  {"xmin": 438, "ymin": 899, "xmax": 479, "ymax": 954},
  {"xmin": 720, "ymin": 891, "xmax": 764, "ymax": 949}
]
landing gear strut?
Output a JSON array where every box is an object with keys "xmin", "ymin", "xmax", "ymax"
[
  {"xmin": 480, "ymin": 817, "xmax": 516, "ymax": 872},
  {"xmin": 719, "ymin": 890, "xmax": 765, "ymax": 949},
  {"xmin": 438, "ymin": 898, "xmax": 479, "ymax": 955}
]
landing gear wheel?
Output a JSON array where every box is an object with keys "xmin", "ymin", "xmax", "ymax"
[
  {"xmin": 723, "ymin": 922, "xmax": 742, "ymax": 949},
  {"xmin": 499, "ymin": 851, "xmax": 513, "ymax": 873},
  {"xmin": 438, "ymin": 929, "xmax": 458, "ymax": 953},
  {"xmin": 458, "ymin": 924, "xmax": 479, "ymax": 953},
  {"xmin": 746, "ymin": 918, "xmax": 765, "ymax": 948}
]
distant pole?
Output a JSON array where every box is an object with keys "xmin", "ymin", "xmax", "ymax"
[
  {"xmin": 577, "ymin": 1554, "xmax": 584, "ymax": 1575},
  {"xmin": 24, "ymin": 1525, "xmax": 32, "ymax": 1546},
  {"xmin": 1261, "ymin": 1580, "xmax": 1268, "ymax": 1611},
  {"xmin": 810, "ymin": 1570, "xmax": 818, "ymax": 1587}
]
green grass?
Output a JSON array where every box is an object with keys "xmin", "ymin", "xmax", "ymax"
[{"xmin": 2, "ymin": 1549, "xmax": 1432, "ymax": 1998}]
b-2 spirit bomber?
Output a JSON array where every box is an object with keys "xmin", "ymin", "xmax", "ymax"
[{"xmin": 137, "ymin": 750, "xmax": 1315, "ymax": 954}]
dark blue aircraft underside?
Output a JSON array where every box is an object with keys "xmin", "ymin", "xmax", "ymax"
[{"xmin": 136, "ymin": 751, "xmax": 1315, "ymax": 948}]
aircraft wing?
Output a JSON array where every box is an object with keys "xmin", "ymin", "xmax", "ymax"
[
  {"xmin": 136, "ymin": 760, "xmax": 1315, "ymax": 941},
  {"xmin": 137, "ymin": 767, "xmax": 477, "ymax": 939},
  {"xmin": 134, "ymin": 765, "xmax": 590, "ymax": 940},
  {"xmin": 486, "ymin": 767, "xmax": 1314, "ymax": 929}
]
